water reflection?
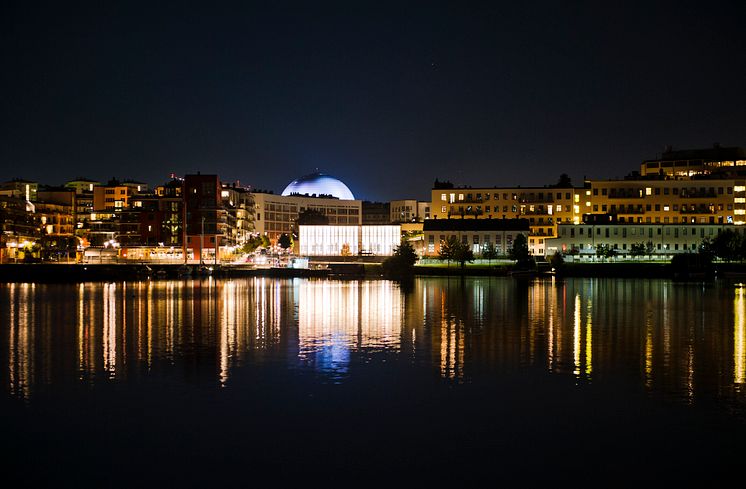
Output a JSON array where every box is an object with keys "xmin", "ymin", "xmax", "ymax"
[{"xmin": 1, "ymin": 277, "xmax": 746, "ymax": 414}]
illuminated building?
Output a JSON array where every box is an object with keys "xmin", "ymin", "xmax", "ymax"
[
  {"xmin": 221, "ymin": 182, "xmax": 254, "ymax": 247},
  {"xmin": 390, "ymin": 199, "xmax": 430, "ymax": 223},
  {"xmin": 545, "ymin": 222, "xmax": 730, "ymax": 258},
  {"xmin": 252, "ymin": 193, "xmax": 362, "ymax": 243},
  {"xmin": 0, "ymin": 179, "xmax": 38, "ymax": 202},
  {"xmin": 430, "ymin": 181, "xmax": 580, "ymax": 255},
  {"xmin": 298, "ymin": 225, "xmax": 400, "ymax": 256},
  {"xmin": 582, "ymin": 177, "xmax": 744, "ymax": 225},
  {"xmin": 422, "ymin": 218, "xmax": 530, "ymax": 256},
  {"xmin": 282, "ymin": 172, "xmax": 355, "ymax": 200},
  {"xmin": 640, "ymin": 144, "xmax": 746, "ymax": 177},
  {"xmin": 92, "ymin": 179, "xmax": 143, "ymax": 211},
  {"xmin": 184, "ymin": 173, "xmax": 225, "ymax": 263},
  {"xmin": 64, "ymin": 178, "xmax": 100, "ymax": 195}
]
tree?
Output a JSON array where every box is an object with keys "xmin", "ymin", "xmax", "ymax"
[
  {"xmin": 630, "ymin": 242, "xmax": 646, "ymax": 259},
  {"xmin": 278, "ymin": 233, "xmax": 293, "ymax": 251},
  {"xmin": 452, "ymin": 241, "xmax": 475, "ymax": 270},
  {"xmin": 549, "ymin": 251, "xmax": 565, "ymax": 271},
  {"xmin": 382, "ymin": 240, "xmax": 419, "ymax": 278},
  {"xmin": 241, "ymin": 234, "xmax": 268, "ymax": 254},
  {"xmin": 711, "ymin": 229, "xmax": 742, "ymax": 262},
  {"xmin": 438, "ymin": 235, "xmax": 459, "ymax": 267},
  {"xmin": 438, "ymin": 235, "xmax": 474, "ymax": 269},
  {"xmin": 482, "ymin": 242, "xmax": 498, "ymax": 264},
  {"xmin": 595, "ymin": 243, "xmax": 608, "ymax": 260},
  {"xmin": 605, "ymin": 246, "xmax": 618, "ymax": 260},
  {"xmin": 645, "ymin": 241, "xmax": 655, "ymax": 260},
  {"xmin": 508, "ymin": 234, "xmax": 530, "ymax": 261},
  {"xmin": 340, "ymin": 243, "xmax": 352, "ymax": 256}
]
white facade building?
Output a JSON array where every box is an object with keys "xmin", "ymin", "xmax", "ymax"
[{"xmin": 299, "ymin": 225, "xmax": 401, "ymax": 256}]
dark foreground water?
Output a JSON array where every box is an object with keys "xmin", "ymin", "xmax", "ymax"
[{"xmin": 2, "ymin": 277, "xmax": 746, "ymax": 485}]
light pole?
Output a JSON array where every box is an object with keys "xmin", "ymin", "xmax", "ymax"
[{"xmin": 200, "ymin": 216, "xmax": 205, "ymax": 266}]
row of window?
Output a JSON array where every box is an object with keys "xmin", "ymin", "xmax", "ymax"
[
  {"xmin": 569, "ymin": 242, "xmax": 697, "ymax": 251},
  {"xmin": 592, "ymin": 186, "xmax": 734, "ymax": 197},
  {"xmin": 440, "ymin": 191, "xmax": 574, "ymax": 203},
  {"xmin": 562, "ymin": 226, "xmax": 718, "ymax": 239}
]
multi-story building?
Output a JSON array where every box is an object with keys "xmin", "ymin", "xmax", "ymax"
[
  {"xmin": 389, "ymin": 199, "xmax": 431, "ymax": 223},
  {"xmin": 221, "ymin": 183, "xmax": 254, "ymax": 247},
  {"xmin": 35, "ymin": 189, "xmax": 76, "ymax": 236},
  {"xmin": 184, "ymin": 173, "xmax": 226, "ymax": 263},
  {"xmin": 65, "ymin": 178, "xmax": 99, "ymax": 195},
  {"xmin": 546, "ymin": 222, "xmax": 728, "ymax": 259},
  {"xmin": 423, "ymin": 218, "xmax": 530, "ymax": 257},
  {"xmin": 93, "ymin": 179, "xmax": 139, "ymax": 211},
  {"xmin": 0, "ymin": 179, "xmax": 38, "ymax": 202},
  {"xmin": 430, "ymin": 182, "xmax": 581, "ymax": 255},
  {"xmin": 582, "ymin": 177, "xmax": 743, "ymax": 225},
  {"xmin": 252, "ymin": 192, "xmax": 362, "ymax": 243},
  {"xmin": 640, "ymin": 144, "xmax": 746, "ymax": 178},
  {"xmin": 65, "ymin": 178, "xmax": 97, "ymax": 230},
  {"xmin": 362, "ymin": 201, "xmax": 391, "ymax": 225}
]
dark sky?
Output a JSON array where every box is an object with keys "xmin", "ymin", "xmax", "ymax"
[{"xmin": 2, "ymin": 1, "xmax": 745, "ymax": 201}]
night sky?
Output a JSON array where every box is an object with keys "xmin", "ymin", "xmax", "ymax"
[{"xmin": 2, "ymin": 1, "xmax": 745, "ymax": 201}]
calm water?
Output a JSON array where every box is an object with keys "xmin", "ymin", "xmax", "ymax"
[{"xmin": 2, "ymin": 277, "xmax": 746, "ymax": 484}]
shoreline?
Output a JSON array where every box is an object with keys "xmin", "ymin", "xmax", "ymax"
[{"xmin": 2, "ymin": 261, "xmax": 745, "ymax": 282}]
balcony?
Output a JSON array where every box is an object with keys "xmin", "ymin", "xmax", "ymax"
[{"xmin": 680, "ymin": 207, "xmax": 715, "ymax": 214}]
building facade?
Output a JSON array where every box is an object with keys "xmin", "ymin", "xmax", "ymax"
[
  {"xmin": 546, "ymin": 222, "xmax": 729, "ymax": 259},
  {"xmin": 422, "ymin": 218, "xmax": 530, "ymax": 257},
  {"xmin": 298, "ymin": 225, "xmax": 400, "ymax": 256},
  {"xmin": 252, "ymin": 192, "xmax": 362, "ymax": 243}
]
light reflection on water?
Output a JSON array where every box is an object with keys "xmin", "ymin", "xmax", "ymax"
[{"xmin": 2, "ymin": 277, "xmax": 746, "ymax": 414}]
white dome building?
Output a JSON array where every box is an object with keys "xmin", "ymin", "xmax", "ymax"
[{"xmin": 281, "ymin": 172, "xmax": 355, "ymax": 200}]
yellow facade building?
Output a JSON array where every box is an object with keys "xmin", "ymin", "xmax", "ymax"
[
  {"xmin": 430, "ymin": 176, "xmax": 745, "ymax": 255},
  {"xmin": 430, "ymin": 185, "xmax": 582, "ymax": 255}
]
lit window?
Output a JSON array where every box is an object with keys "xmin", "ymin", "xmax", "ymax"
[{"xmin": 646, "ymin": 187, "xmax": 652, "ymax": 195}]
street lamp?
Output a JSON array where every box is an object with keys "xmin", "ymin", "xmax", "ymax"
[{"xmin": 200, "ymin": 216, "xmax": 205, "ymax": 266}]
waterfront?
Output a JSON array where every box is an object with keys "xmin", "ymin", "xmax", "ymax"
[{"xmin": 2, "ymin": 277, "xmax": 746, "ymax": 484}]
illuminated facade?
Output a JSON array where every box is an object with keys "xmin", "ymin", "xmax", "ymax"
[
  {"xmin": 281, "ymin": 172, "xmax": 355, "ymax": 200},
  {"xmin": 93, "ymin": 179, "xmax": 138, "ymax": 211},
  {"xmin": 583, "ymin": 178, "xmax": 744, "ymax": 225},
  {"xmin": 545, "ymin": 222, "xmax": 730, "ymax": 258},
  {"xmin": 0, "ymin": 179, "xmax": 38, "ymax": 202},
  {"xmin": 252, "ymin": 192, "xmax": 362, "ymax": 243},
  {"xmin": 430, "ymin": 185, "xmax": 581, "ymax": 255},
  {"xmin": 390, "ymin": 199, "xmax": 431, "ymax": 223},
  {"xmin": 422, "ymin": 218, "xmax": 530, "ymax": 256},
  {"xmin": 299, "ymin": 224, "xmax": 400, "ymax": 256},
  {"xmin": 640, "ymin": 145, "xmax": 746, "ymax": 177}
]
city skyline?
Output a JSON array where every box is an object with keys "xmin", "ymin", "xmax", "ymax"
[{"xmin": 3, "ymin": 2, "xmax": 745, "ymax": 201}]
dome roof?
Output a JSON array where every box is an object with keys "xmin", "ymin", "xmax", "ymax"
[{"xmin": 281, "ymin": 172, "xmax": 355, "ymax": 200}]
